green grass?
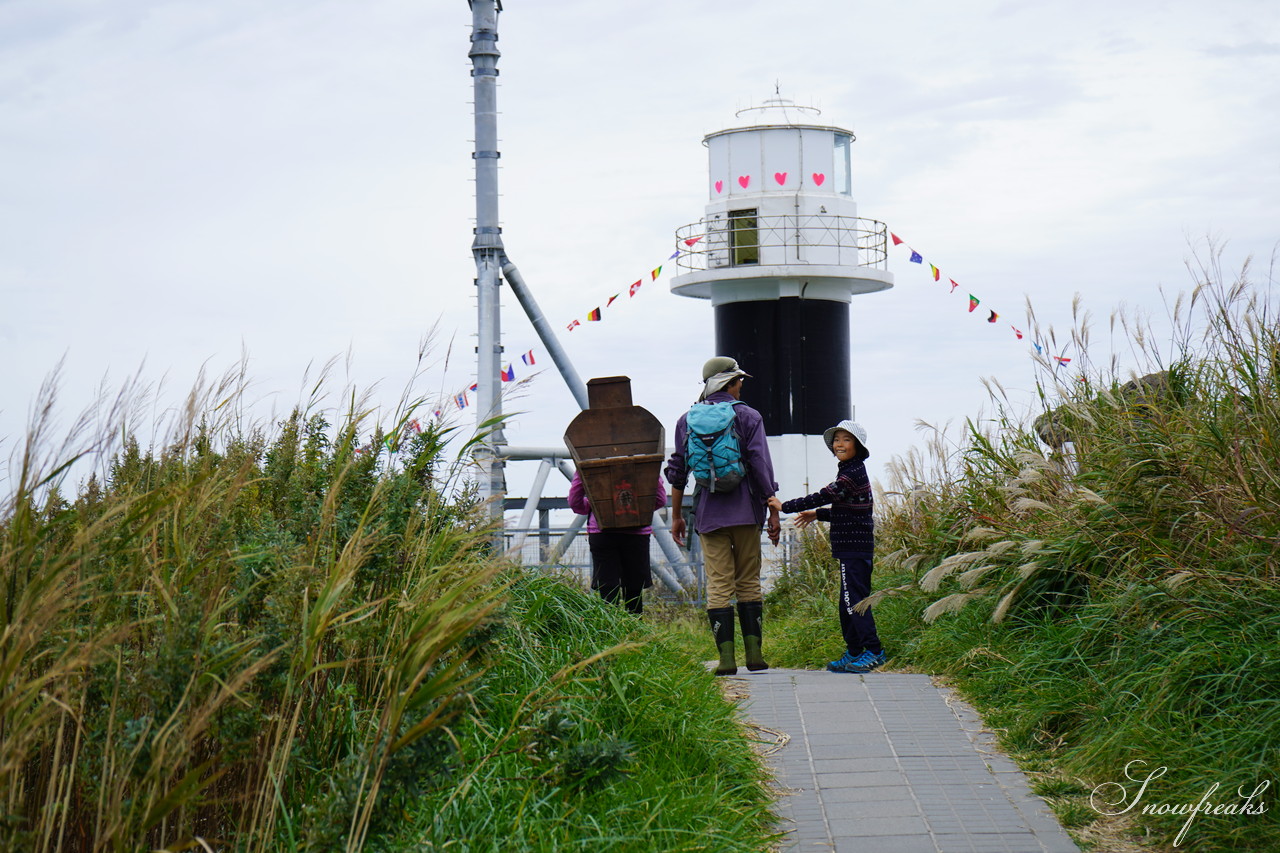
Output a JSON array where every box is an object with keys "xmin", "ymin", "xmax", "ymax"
[
  {"xmin": 381, "ymin": 576, "xmax": 776, "ymax": 852},
  {"xmin": 12, "ymin": 249, "xmax": 1274, "ymax": 851},
  {"xmin": 763, "ymin": 257, "xmax": 1280, "ymax": 851},
  {"xmin": 1, "ymin": 363, "xmax": 777, "ymax": 851},
  {"xmin": 1, "ymin": 365, "xmax": 507, "ymax": 851}
]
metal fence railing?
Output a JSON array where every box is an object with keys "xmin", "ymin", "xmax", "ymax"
[
  {"xmin": 675, "ymin": 214, "xmax": 890, "ymax": 273},
  {"xmin": 503, "ymin": 526, "xmax": 808, "ymax": 605}
]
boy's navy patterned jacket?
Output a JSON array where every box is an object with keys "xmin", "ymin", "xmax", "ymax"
[{"xmin": 779, "ymin": 457, "xmax": 874, "ymax": 557}]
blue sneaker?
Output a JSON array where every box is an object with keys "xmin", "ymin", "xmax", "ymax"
[
  {"xmin": 847, "ymin": 650, "xmax": 887, "ymax": 673},
  {"xmin": 826, "ymin": 650, "xmax": 862, "ymax": 673}
]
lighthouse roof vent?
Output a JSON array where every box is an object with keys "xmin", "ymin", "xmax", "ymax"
[
  {"xmin": 709, "ymin": 91, "xmax": 854, "ymax": 142},
  {"xmin": 735, "ymin": 95, "xmax": 821, "ymax": 123}
]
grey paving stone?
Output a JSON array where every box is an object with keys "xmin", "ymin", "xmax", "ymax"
[
  {"xmin": 795, "ymin": 682, "xmax": 862, "ymax": 695},
  {"xmin": 929, "ymin": 833, "xmax": 1051, "ymax": 852},
  {"xmin": 806, "ymin": 739, "xmax": 897, "ymax": 758},
  {"xmin": 801, "ymin": 744, "xmax": 886, "ymax": 762},
  {"xmin": 807, "ymin": 716, "xmax": 887, "ymax": 733},
  {"xmin": 817, "ymin": 784, "xmax": 918, "ymax": 804},
  {"xmin": 811, "ymin": 756, "xmax": 902, "ymax": 774},
  {"xmin": 823, "ymin": 796, "xmax": 922, "ymax": 818},
  {"xmin": 737, "ymin": 670, "xmax": 1080, "ymax": 853},
  {"xmin": 829, "ymin": 755, "xmax": 902, "ymax": 772},
  {"xmin": 834, "ymin": 836, "xmax": 939, "ymax": 853},
  {"xmin": 816, "ymin": 769, "xmax": 909, "ymax": 788},
  {"xmin": 827, "ymin": 815, "xmax": 934, "ymax": 837}
]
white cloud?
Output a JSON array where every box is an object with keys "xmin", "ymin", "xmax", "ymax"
[{"xmin": 2, "ymin": 0, "xmax": 1277, "ymax": 505}]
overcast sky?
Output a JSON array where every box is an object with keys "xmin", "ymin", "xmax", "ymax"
[{"xmin": 3, "ymin": 0, "xmax": 1278, "ymax": 506}]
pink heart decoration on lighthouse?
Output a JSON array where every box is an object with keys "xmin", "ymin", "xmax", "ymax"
[
  {"xmin": 714, "ymin": 180, "xmax": 724, "ymax": 193},
  {"xmin": 774, "ymin": 172, "xmax": 787, "ymax": 185},
  {"xmin": 812, "ymin": 173, "xmax": 826, "ymax": 186},
  {"xmin": 737, "ymin": 175, "xmax": 750, "ymax": 189}
]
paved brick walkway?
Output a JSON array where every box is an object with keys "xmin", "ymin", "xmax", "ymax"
[{"xmin": 735, "ymin": 669, "xmax": 1081, "ymax": 853}]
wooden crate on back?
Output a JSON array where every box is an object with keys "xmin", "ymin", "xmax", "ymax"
[{"xmin": 564, "ymin": 376, "xmax": 666, "ymax": 529}]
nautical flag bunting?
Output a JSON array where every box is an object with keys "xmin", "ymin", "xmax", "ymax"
[{"xmin": 887, "ymin": 228, "xmax": 1077, "ymax": 368}]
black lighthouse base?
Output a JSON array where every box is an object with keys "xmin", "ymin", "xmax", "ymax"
[{"xmin": 714, "ymin": 297, "xmax": 851, "ymax": 436}]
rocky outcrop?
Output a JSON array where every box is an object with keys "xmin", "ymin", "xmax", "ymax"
[{"xmin": 1034, "ymin": 371, "xmax": 1170, "ymax": 450}]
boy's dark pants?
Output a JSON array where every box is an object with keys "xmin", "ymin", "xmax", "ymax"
[{"xmin": 838, "ymin": 556, "xmax": 882, "ymax": 655}]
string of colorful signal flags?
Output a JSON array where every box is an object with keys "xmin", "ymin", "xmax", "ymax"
[
  {"xmin": 433, "ymin": 352, "xmax": 533, "ymax": 418},
  {"xmin": 435, "ymin": 241, "xmax": 698, "ymax": 417},
  {"xmin": 888, "ymin": 230, "xmax": 1074, "ymax": 369},
  {"xmin": 563, "ymin": 241, "xmax": 696, "ymax": 332}
]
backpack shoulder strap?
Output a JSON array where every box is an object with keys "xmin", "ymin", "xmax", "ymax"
[{"xmin": 721, "ymin": 400, "xmax": 749, "ymax": 474}]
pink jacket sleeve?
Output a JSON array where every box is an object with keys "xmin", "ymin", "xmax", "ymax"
[
  {"xmin": 654, "ymin": 477, "xmax": 669, "ymax": 511},
  {"xmin": 567, "ymin": 471, "xmax": 591, "ymax": 516}
]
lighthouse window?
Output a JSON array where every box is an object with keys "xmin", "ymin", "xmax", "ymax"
[
  {"xmin": 833, "ymin": 134, "xmax": 852, "ymax": 195},
  {"xmin": 729, "ymin": 209, "xmax": 759, "ymax": 266}
]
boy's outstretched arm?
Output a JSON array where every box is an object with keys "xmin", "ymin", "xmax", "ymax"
[{"xmin": 772, "ymin": 494, "xmax": 818, "ymax": 529}]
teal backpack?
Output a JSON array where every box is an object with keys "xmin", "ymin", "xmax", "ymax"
[{"xmin": 686, "ymin": 400, "xmax": 746, "ymax": 493}]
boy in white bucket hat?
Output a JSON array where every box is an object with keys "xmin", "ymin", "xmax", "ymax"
[{"xmin": 768, "ymin": 419, "xmax": 886, "ymax": 673}]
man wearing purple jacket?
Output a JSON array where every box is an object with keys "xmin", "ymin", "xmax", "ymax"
[{"xmin": 666, "ymin": 357, "xmax": 781, "ymax": 676}]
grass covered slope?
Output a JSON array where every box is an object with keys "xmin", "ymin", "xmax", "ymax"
[
  {"xmin": 1, "ymin": 379, "xmax": 504, "ymax": 851},
  {"xmin": 387, "ymin": 575, "xmax": 775, "ymax": 852},
  {"xmin": 2, "ymin": 370, "xmax": 774, "ymax": 851},
  {"xmin": 767, "ymin": 268, "xmax": 1280, "ymax": 850}
]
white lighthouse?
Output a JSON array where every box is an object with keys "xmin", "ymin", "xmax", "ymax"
[{"xmin": 672, "ymin": 95, "xmax": 893, "ymax": 499}]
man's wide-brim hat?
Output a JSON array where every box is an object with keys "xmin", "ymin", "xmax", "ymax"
[
  {"xmin": 702, "ymin": 356, "xmax": 751, "ymax": 382},
  {"xmin": 700, "ymin": 356, "xmax": 751, "ymax": 399},
  {"xmin": 823, "ymin": 419, "xmax": 869, "ymax": 454}
]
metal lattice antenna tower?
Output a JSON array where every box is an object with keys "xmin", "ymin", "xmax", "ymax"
[
  {"xmin": 468, "ymin": 0, "xmax": 591, "ymax": 529},
  {"xmin": 462, "ymin": 1, "xmax": 694, "ymax": 588}
]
